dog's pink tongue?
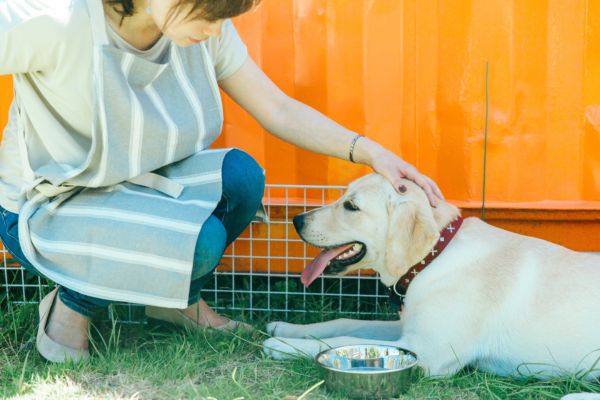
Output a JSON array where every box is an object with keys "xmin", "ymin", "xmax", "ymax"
[{"xmin": 301, "ymin": 244, "xmax": 354, "ymax": 287}]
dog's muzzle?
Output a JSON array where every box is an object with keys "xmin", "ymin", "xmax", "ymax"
[{"xmin": 293, "ymin": 214, "xmax": 305, "ymax": 234}]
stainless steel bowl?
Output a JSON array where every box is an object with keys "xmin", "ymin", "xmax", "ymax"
[{"xmin": 315, "ymin": 344, "xmax": 418, "ymax": 399}]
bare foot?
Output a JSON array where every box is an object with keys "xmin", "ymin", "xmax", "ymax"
[
  {"xmin": 45, "ymin": 295, "xmax": 90, "ymax": 350},
  {"xmin": 181, "ymin": 298, "xmax": 231, "ymax": 328}
]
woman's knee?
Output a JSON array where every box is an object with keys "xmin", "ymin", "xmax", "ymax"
[
  {"xmin": 191, "ymin": 215, "xmax": 227, "ymax": 280},
  {"xmin": 221, "ymin": 149, "xmax": 265, "ymax": 209}
]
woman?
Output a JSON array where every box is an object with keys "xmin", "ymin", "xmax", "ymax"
[{"xmin": 0, "ymin": 0, "xmax": 443, "ymax": 363}]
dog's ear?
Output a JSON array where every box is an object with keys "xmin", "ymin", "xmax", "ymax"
[{"xmin": 383, "ymin": 195, "xmax": 440, "ymax": 279}]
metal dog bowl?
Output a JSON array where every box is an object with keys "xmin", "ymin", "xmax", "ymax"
[{"xmin": 315, "ymin": 344, "xmax": 418, "ymax": 399}]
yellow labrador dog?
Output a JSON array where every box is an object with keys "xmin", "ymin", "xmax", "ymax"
[{"xmin": 263, "ymin": 173, "xmax": 600, "ymax": 379}]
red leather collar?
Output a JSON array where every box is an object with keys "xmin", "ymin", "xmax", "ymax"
[{"xmin": 389, "ymin": 216, "xmax": 464, "ymax": 310}]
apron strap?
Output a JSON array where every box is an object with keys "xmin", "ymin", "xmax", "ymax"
[
  {"xmin": 33, "ymin": 172, "xmax": 183, "ymax": 200},
  {"xmin": 85, "ymin": 0, "xmax": 110, "ymax": 46},
  {"xmin": 129, "ymin": 173, "xmax": 184, "ymax": 198},
  {"xmin": 35, "ymin": 183, "xmax": 77, "ymax": 198}
]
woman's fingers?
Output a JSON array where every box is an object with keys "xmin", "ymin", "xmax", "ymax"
[
  {"xmin": 427, "ymin": 176, "xmax": 445, "ymax": 200},
  {"xmin": 369, "ymin": 150, "xmax": 444, "ymax": 208},
  {"xmin": 398, "ymin": 165, "xmax": 441, "ymax": 207},
  {"xmin": 415, "ymin": 175, "xmax": 439, "ymax": 208}
]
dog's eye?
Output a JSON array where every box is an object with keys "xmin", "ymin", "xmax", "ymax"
[{"xmin": 343, "ymin": 200, "xmax": 360, "ymax": 211}]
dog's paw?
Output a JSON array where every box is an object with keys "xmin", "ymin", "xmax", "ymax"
[
  {"xmin": 262, "ymin": 337, "xmax": 324, "ymax": 360},
  {"xmin": 265, "ymin": 321, "xmax": 283, "ymax": 336},
  {"xmin": 266, "ymin": 321, "xmax": 304, "ymax": 337}
]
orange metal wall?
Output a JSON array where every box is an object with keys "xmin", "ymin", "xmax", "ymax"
[
  {"xmin": 213, "ymin": 0, "xmax": 600, "ymax": 209},
  {"xmin": 1, "ymin": 1, "xmax": 599, "ymax": 207},
  {"xmin": 0, "ymin": 77, "xmax": 10, "ymax": 139}
]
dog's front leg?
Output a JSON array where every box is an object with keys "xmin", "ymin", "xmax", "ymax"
[
  {"xmin": 263, "ymin": 336, "xmax": 406, "ymax": 360},
  {"xmin": 263, "ymin": 335, "xmax": 465, "ymax": 378},
  {"xmin": 266, "ymin": 318, "xmax": 401, "ymax": 340}
]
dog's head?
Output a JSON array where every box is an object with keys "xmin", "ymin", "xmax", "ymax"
[{"xmin": 294, "ymin": 173, "xmax": 459, "ymax": 287}]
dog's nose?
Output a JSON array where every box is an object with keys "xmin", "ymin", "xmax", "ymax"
[{"xmin": 293, "ymin": 214, "xmax": 305, "ymax": 233}]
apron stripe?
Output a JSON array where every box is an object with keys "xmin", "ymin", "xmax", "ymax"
[
  {"xmin": 199, "ymin": 43, "xmax": 224, "ymax": 132},
  {"xmin": 44, "ymin": 205, "xmax": 199, "ymax": 234},
  {"xmin": 115, "ymin": 184, "xmax": 218, "ymax": 209},
  {"xmin": 87, "ymin": 46, "xmax": 111, "ymax": 187},
  {"xmin": 189, "ymin": 148, "xmax": 227, "ymax": 155},
  {"xmin": 54, "ymin": 279, "xmax": 190, "ymax": 309},
  {"xmin": 30, "ymin": 233, "xmax": 190, "ymax": 273},
  {"xmin": 169, "ymin": 170, "xmax": 221, "ymax": 186},
  {"xmin": 144, "ymin": 84, "xmax": 179, "ymax": 165},
  {"xmin": 171, "ymin": 47, "xmax": 206, "ymax": 152},
  {"xmin": 121, "ymin": 54, "xmax": 144, "ymax": 178}
]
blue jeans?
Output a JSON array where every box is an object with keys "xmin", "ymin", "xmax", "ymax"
[{"xmin": 0, "ymin": 149, "xmax": 265, "ymax": 318}]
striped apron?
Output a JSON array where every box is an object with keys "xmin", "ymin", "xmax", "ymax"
[{"xmin": 16, "ymin": 0, "xmax": 238, "ymax": 308}]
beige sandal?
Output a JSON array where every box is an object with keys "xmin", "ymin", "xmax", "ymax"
[
  {"xmin": 36, "ymin": 287, "xmax": 90, "ymax": 363},
  {"xmin": 145, "ymin": 305, "xmax": 254, "ymax": 332}
]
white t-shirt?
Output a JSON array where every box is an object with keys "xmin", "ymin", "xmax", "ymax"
[
  {"xmin": 105, "ymin": 19, "xmax": 171, "ymax": 63},
  {"xmin": 0, "ymin": 0, "xmax": 248, "ymax": 213}
]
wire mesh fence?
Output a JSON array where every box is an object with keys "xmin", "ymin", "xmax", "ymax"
[{"xmin": 1, "ymin": 184, "xmax": 391, "ymax": 323}]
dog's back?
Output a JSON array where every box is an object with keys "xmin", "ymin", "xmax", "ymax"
[{"xmin": 428, "ymin": 218, "xmax": 600, "ymax": 379}]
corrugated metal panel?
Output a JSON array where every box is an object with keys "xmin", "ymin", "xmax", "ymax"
[
  {"xmin": 215, "ymin": 0, "xmax": 600, "ymax": 207},
  {"xmin": 1, "ymin": 0, "xmax": 598, "ymax": 208},
  {"xmin": 0, "ymin": 77, "xmax": 10, "ymax": 135}
]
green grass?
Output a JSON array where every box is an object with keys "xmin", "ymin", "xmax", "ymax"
[{"xmin": 2, "ymin": 299, "xmax": 600, "ymax": 400}]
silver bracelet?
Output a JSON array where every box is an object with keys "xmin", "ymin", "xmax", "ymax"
[{"xmin": 349, "ymin": 135, "xmax": 363, "ymax": 163}]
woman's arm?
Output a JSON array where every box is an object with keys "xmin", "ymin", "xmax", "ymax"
[
  {"xmin": 219, "ymin": 57, "xmax": 375, "ymax": 163},
  {"xmin": 219, "ymin": 57, "xmax": 443, "ymax": 206}
]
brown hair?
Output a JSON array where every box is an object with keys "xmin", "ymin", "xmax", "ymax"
[{"xmin": 105, "ymin": 0, "xmax": 260, "ymax": 24}]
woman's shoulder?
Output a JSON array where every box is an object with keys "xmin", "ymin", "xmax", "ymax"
[
  {"xmin": 203, "ymin": 19, "xmax": 248, "ymax": 82},
  {"xmin": 204, "ymin": 19, "xmax": 237, "ymax": 51},
  {"xmin": 0, "ymin": 0, "xmax": 93, "ymax": 74},
  {"xmin": 1, "ymin": 0, "xmax": 89, "ymax": 37}
]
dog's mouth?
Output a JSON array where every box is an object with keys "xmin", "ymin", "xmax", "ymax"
[{"xmin": 300, "ymin": 242, "xmax": 367, "ymax": 287}]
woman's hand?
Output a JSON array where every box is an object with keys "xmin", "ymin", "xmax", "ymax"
[{"xmin": 366, "ymin": 143, "xmax": 444, "ymax": 207}]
